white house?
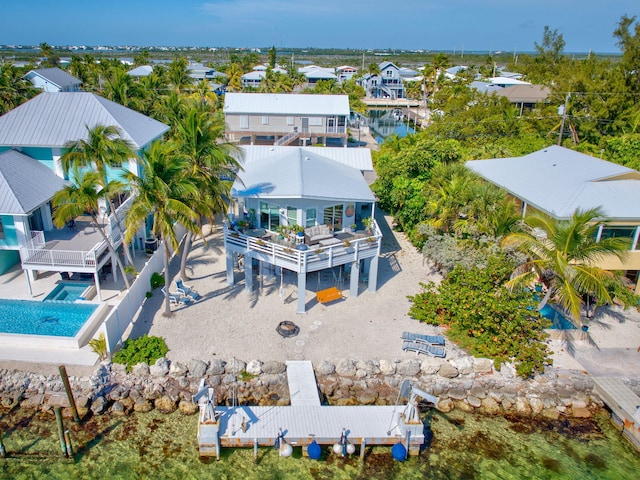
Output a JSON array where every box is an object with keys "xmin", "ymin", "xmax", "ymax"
[{"xmin": 24, "ymin": 68, "xmax": 82, "ymax": 92}]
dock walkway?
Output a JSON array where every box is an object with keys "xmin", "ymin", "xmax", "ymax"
[{"xmin": 592, "ymin": 377, "xmax": 640, "ymax": 451}]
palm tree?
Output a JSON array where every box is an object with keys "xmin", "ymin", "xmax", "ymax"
[
  {"xmin": 52, "ymin": 171, "xmax": 131, "ymax": 288},
  {"xmin": 61, "ymin": 125, "xmax": 137, "ymax": 267},
  {"xmin": 172, "ymin": 108, "xmax": 242, "ymax": 279},
  {"xmin": 502, "ymin": 208, "xmax": 630, "ymax": 321},
  {"xmin": 0, "ymin": 63, "xmax": 38, "ymax": 114},
  {"xmin": 225, "ymin": 63, "xmax": 243, "ymax": 92},
  {"xmin": 124, "ymin": 141, "xmax": 201, "ymax": 315},
  {"xmin": 167, "ymin": 56, "xmax": 193, "ymax": 93}
]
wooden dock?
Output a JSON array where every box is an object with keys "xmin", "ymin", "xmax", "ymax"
[
  {"xmin": 592, "ymin": 377, "xmax": 640, "ymax": 451},
  {"xmin": 197, "ymin": 361, "xmax": 429, "ymax": 458}
]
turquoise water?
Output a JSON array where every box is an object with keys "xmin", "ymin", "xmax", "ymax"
[
  {"xmin": 0, "ymin": 299, "xmax": 97, "ymax": 336},
  {"xmin": 0, "ymin": 408, "xmax": 639, "ymax": 479},
  {"xmin": 44, "ymin": 282, "xmax": 92, "ymax": 302}
]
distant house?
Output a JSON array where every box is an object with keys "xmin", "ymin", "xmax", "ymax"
[
  {"xmin": 225, "ymin": 145, "xmax": 380, "ymax": 313},
  {"xmin": 300, "ymin": 67, "xmax": 337, "ymax": 84},
  {"xmin": 128, "ymin": 65, "xmax": 154, "ymax": 77},
  {"xmin": 241, "ymin": 67, "xmax": 287, "ymax": 89},
  {"xmin": 466, "ymin": 145, "xmax": 640, "ymax": 295},
  {"xmin": 223, "ymin": 93, "xmax": 350, "ymax": 147},
  {"xmin": 0, "ymin": 92, "xmax": 169, "ymax": 296},
  {"xmin": 488, "ymin": 76, "xmax": 530, "ymax": 88},
  {"xmin": 188, "ymin": 62, "xmax": 227, "ymax": 82},
  {"xmin": 24, "ymin": 67, "xmax": 82, "ymax": 92},
  {"xmin": 336, "ymin": 65, "xmax": 358, "ymax": 82},
  {"xmin": 492, "ymin": 84, "xmax": 551, "ymax": 114},
  {"xmin": 359, "ymin": 61, "xmax": 405, "ymax": 99}
]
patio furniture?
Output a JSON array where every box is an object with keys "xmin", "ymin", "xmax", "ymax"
[
  {"xmin": 316, "ymin": 286, "xmax": 342, "ymax": 304},
  {"xmin": 176, "ymin": 278, "xmax": 201, "ymax": 300},
  {"xmin": 304, "ymin": 225, "xmax": 333, "ymax": 245},
  {"xmin": 161, "ymin": 286, "xmax": 191, "ymax": 306},
  {"xmin": 319, "ymin": 237, "xmax": 341, "ymax": 247},
  {"xmin": 402, "ymin": 331, "xmax": 446, "ymax": 346},
  {"xmin": 402, "ymin": 340, "xmax": 446, "ymax": 358}
]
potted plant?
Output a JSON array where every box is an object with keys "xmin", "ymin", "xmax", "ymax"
[
  {"xmin": 363, "ymin": 217, "xmax": 374, "ymax": 234},
  {"xmin": 350, "ymin": 223, "xmax": 357, "ymax": 232}
]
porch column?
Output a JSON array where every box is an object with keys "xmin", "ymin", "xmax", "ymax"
[
  {"xmin": 226, "ymin": 250, "xmax": 235, "ymax": 286},
  {"xmin": 367, "ymin": 255, "xmax": 379, "ymax": 292},
  {"xmin": 111, "ymin": 252, "xmax": 118, "ymax": 283},
  {"xmin": 244, "ymin": 252, "xmax": 253, "ymax": 292},
  {"xmin": 349, "ymin": 261, "xmax": 359, "ymax": 297},
  {"xmin": 23, "ymin": 270, "xmax": 33, "ymax": 296},
  {"xmin": 94, "ymin": 272, "xmax": 103, "ymax": 302},
  {"xmin": 296, "ymin": 272, "xmax": 306, "ymax": 314}
]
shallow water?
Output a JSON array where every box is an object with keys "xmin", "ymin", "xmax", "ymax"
[{"xmin": 1, "ymin": 408, "xmax": 638, "ymax": 479}]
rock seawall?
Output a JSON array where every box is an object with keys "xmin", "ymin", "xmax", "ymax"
[{"xmin": 1, "ymin": 356, "xmax": 626, "ymax": 420}]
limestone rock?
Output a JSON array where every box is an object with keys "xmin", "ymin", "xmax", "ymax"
[
  {"xmin": 111, "ymin": 401, "xmax": 126, "ymax": 417},
  {"xmin": 246, "ymin": 360, "xmax": 263, "ymax": 376},
  {"xmin": 169, "ymin": 362, "xmax": 188, "ymax": 376},
  {"xmin": 473, "ymin": 358, "xmax": 494, "ymax": 374},
  {"xmin": 469, "ymin": 384, "xmax": 486, "ymax": 399},
  {"xmin": 438, "ymin": 363, "xmax": 459, "ymax": 379},
  {"xmin": 207, "ymin": 359, "xmax": 226, "ymax": 376},
  {"xmin": 541, "ymin": 408, "xmax": 560, "ymax": 420},
  {"xmin": 355, "ymin": 360, "xmax": 380, "ymax": 376},
  {"xmin": 356, "ymin": 391, "xmax": 378, "ymax": 405},
  {"xmin": 316, "ymin": 361, "xmax": 336, "ymax": 376},
  {"xmin": 188, "ymin": 359, "xmax": 209, "ymax": 378},
  {"xmin": 90, "ymin": 395, "xmax": 108, "ymax": 415},
  {"xmin": 455, "ymin": 399, "xmax": 475, "ymax": 412},
  {"xmin": 528, "ymin": 397, "xmax": 544, "ymax": 415},
  {"xmin": 515, "ymin": 397, "xmax": 531, "ymax": 416},
  {"xmin": 467, "ymin": 396, "xmax": 482, "ymax": 408},
  {"xmin": 262, "ymin": 361, "xmax": 286, "ymax": 375},
  {"xmin": 336, "ymin": 359, "xmax": 357, "ymax": 377},
  {"xmin": 134, "ymin": 399, "xmax": 153, "ymax": 413},
  {"xmin": 481, "ymin": 397, "xmax": 502, "ymax": 415},
  {"xmin": 179, "ymin": 400, "xmax": 198, "ymax": 415},
  {"xmin": 225, "ymin": 358, "xmax": 246, "ymax": 375},
  {"xmin": 571, "ymin": 407, "xmax": 591, "ymax": 418},
  {"xmin": 155, "ymin": 396, "xmax": 177, "ymax": 414},
  {"xmin": 437, "ymin": 398, "xmax": 454, "ymax": 413},
  {"xmin": 132, "ymin": 363, "xmax": 150, "ymax": 376},
  {"xmin": 450, "ymin": 357, "xmax": 474, "ymax": 376},
  {"xmin": 420, "ymin": 357, "xmax": 441, "ymax": 375},
  {"xmin": 150, "ymin": 357, "xmax": 170, "ymax": 376},
  {"xmin": 447, "ymin": 387, "xmax": 466, "ymax": 400},
  {"xmin": 396, "ymin": 359, "xmax": 421, "ymax": 377},
  {"xmin": 379, "ymin": 359, "xmax": 396, "ymax": 375}
]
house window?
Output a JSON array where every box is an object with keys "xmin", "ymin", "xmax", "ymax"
[
  {"xmin": 323, "ymin": 204, "xmax": 343, "ymax": 231},
  {"xmin": 0, "ymin": 219, "xmax": 4, "ymax": 239},
  {"xmin": 287, "ymin": 116, "xmax": 294, "ymax": 126},
  {"xmin": 305, "ymin": 208, "xmax": 316, "ymax": 227},
  {"xmin": 286, "ymin": 206, "xmax": 297, "ymax": 226},
  {"xmin": 259, "ymin": 202, "xmax": 280, "ymax": 231},
  {"xmin": 240, "ymin": 115, "xmax": 249, "ymax": 129},
  {"xmin": 262, "ymin": 116, "xmax": 269, "ymax": 125},
  {"xmin": 600, "ymin": 226, "xmax": 639, "ymax": 250}
]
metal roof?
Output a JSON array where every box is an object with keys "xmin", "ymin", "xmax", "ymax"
[
  {"xmin": 241, "ymin": 145, "xmax": 373, "ymax": 171},
  {"xmin": 492, "ymin": 84, "xmax": 550, "ymax": 103},
  {"xmin": 224, "ymin": 93, "xmax": 350, "ymax": 116},
  {"xmin": 25, "ymin": 68, "xmax": 81, "ymax": 88},
  {"xmin": 0, "ymin": 150, "xmax": 69, "ymax": 215},
  {"xmin": 304, "ymin": 69, "xmax": 337, "ymax": 80},
  {"xmin": 127, "ymin": 65, "xmax": 154, "ymax": 77},
  {"xmin": 0, "ymin": 92, "xmax": 169, "ymax": 149},
  {"xmin": 466, "ymin": 145, "xmax": 640, "ymax": 221},
  {"xmin": 233, "ymin": 148, "xmax": 375, "ymax": 202}
]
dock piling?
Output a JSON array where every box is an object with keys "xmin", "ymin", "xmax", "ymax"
[
  {"xmin": 64, "ymin": 429, "xmax": 74, "ymax": 457},
  {"xmin": 359, "ymin": 438, "xmax": 366, "ymax": 462},
  {"xmin": 54, "ymin": 407, "xmax": 67, "ymax": 457},
  {"xmin": 59, "ymin": 365, "xmax": 80, "ymax": 423},
  {"xmin": 0, "ymin": 431, "xmax": 6, "ymax": 458}
]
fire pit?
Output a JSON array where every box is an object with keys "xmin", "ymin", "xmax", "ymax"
[{"xmin": 276, "ymin": 321, "xmax": 299, "ymax": 338}]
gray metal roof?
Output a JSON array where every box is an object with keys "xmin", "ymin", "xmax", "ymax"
[
  {"xmin": 127, "ymin": 65, "xmax": 154, "ymax": 77},
  {"xmin": 25, "ymin": 68, "xmax": 81, "ymax": 88},
  {"xmin": 466, "ymin": 145, "xmax": 640, "ymax": 221},
  {"xmin": 492, "ymin": 84, "xmax": 550, "ymax": 103},
  {"xmin": 224, "ymin": 93, "xmax": 350, "ymax": 116},
  {"xmin": 233, "ymin": 148, "xmax": 375, "ymax": 202},
  {"xmin": 0, "ymin": 150, "xmax": 69, "ymax": 215},
  {"xmin": 241, "ymin": 145, "xmax": 373, "ymax": 171},
  {"xmin": 0, "ymin": 92, "xmax": 169, "ymax": 149}
]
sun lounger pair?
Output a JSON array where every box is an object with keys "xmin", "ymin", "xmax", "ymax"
[
  {"xmin": 176, "ymin": 278, "xmax": 201, "ymax": 300},
  {"xmin": 161, "ymin": 286, "xmax": 192, "ymax": 307},
  {"xmin": 402, "ymin": 340, "xmax": 446, "ymax": 358},
  {"xmin": 402, "ymin": 331, "xmax": 446, "ymax": 346}
]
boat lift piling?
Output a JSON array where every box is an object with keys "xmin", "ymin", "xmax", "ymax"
[{"xmin": 58, "ymin": 365, "xmax": 80, "ymax": 423}]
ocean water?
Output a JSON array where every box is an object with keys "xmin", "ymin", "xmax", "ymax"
[{"xmin": 1, "ymin": 407, "xmax": 638, "ymax": 479}]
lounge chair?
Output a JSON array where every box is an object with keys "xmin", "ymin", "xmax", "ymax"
[
  {"xmin": 402, "ymin": 331, "xmax": 446, "ymax": 346},
  {"xmin": 402, "ymin": 340, "xmax": 446, "ymax": 358},
  {"xmin": 161, "ymin": 286, "xmax": 191, "ymax": 306},
  {"xmin": 176, "ymin": 278, "xmax": 201, "ymax": 300}
]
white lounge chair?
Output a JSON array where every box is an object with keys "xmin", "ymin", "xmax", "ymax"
[
  {"xmin": 402, "ymin": 340, "xmax": 446, "ymax": 358},
  {"xmin": 176, "ymin": 278, "xmax": 201, "ymax": 300},
  {"xmin": 402, "ymin": 331, "xmax": 446, "ymax": 346},
  {"xmin": 161, "ymin": 286, "xmax": 191, "ymax": 306}
]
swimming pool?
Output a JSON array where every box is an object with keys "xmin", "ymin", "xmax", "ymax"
[
  {"xmin": 540, "ymin": 304, "xmax": 577, "ymax": 329},
  {"xmin": 0, "ymin": 299, "xmax": 98, "ymax": 337},
  {"xmin": 44, "ymin": 282, "xmax": 93, "ymax": 302}
]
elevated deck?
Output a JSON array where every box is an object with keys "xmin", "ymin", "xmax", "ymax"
[{"xmin": 593, "ymin": 377, "xmax": 640, "ymax": 451}]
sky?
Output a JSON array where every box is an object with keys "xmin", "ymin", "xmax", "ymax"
[{"xmin": 0, "ymin": 0, "xmax": 637, "ymax": 54}]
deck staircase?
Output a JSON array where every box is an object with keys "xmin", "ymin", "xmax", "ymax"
[{"xmin": 275, "ymin": 130, "xmax": 300, "ymax": 146}]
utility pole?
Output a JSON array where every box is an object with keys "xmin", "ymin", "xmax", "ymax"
[{"xmin": 557, "ymin": 93, "xmax": 570, "ymax": 146}]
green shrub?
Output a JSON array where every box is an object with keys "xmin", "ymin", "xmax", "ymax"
[
  {"xmin": 112, "ymin": 335, "xmax": 169, "ymax": 372},
  {"xmin": 145, "ymin": 291, "xmax": 153, "ymax": 299},
  {"xmin": 150, "ymin": 272, "xmax": 164, "ymax": 290}
]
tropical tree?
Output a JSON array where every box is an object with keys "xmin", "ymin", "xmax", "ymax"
[
  {"xmin": 0, "ymin": 63, "xmax": 38, "ymax": 114},
  {"xmin": 502, "ymin": 208, "xmax": 631, "ymax": 322},
  {"xmin": 172, "ymin": 108, "xmax": 242, "ymax": 279},
  {"xmin": 39, "ymin": 42, "xmax": 60, "ymax": 68},
  {"xmin": 61, "ymin": 125, "xmax": 137, "ymax": 267},
  {"xmin": 167, "ymin": 56, "xmax": 193, "ymax": 93},
  {"xmin": 52, "ymin": 171, "xmax": 131, "ymax": 288},
  {"xmin": 124, "ymin": 141, "xmax": 201, "ymax": 315},
  {"xmin": 225, "ymin": 63, "xmax": 243, "ymax": 92}
]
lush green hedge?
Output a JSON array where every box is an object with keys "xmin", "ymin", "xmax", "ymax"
[
  {"xmin": 113, "ymin": 335, "xmax": 169, "ymax": 372},
  {"xmin": 408, "ymin": 256, "xmax": 551, "ymax": 378}
]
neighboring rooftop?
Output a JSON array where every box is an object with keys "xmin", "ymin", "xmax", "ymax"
[
  {"xmin": 492, "ymin": 84, "xmax": 551, "ymax": 103},
  {"xmin": 241, "ymin": 145, "xmax": 373, "ymax": 171},
  {"xmin": 0, "ymin": 92, "xmax": 169, "ymax": 149},
  {"xmin": 24, "ymin": 67, "xmax": 81, "ymax": 90},
  {"xmin": 0, "ymin": 149, "xmax": 69, "ymax": 215},
  {"xmin": 466, "ymin": 145, "xmax": 640, "ymax": 221},
  {"xmin": 224, "ymin": 93, "xmax": 350, "ymax": 116}
]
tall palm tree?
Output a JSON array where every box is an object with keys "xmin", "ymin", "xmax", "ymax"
[
  {"xmin": 167, "ymin": 56, "xmax": 193, "ymax": 93},
  {"xmin": 124, "ymin": 141, "xmax": 201, "ymax": 315},
  {"xmin": 0, "ymin": 63, "xmax": 38, "ymax": 114},
  {"xmin": 52, "ymin": 171, "xmax": 131, "ymax": 288},
  {"xmin": 61, "ymin": 125, "xmax": 137, "ymax": 267},
  {"xmin": 502, "ymin": 207, "xmax": 630, "ymax": 321},
  {"xmin": 172, "ymin": 108, "xmax": 242, "ymax": 279},
  {"xmin": 225, "ymin": 63, "xmax": 242, "ymax": 92}
]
